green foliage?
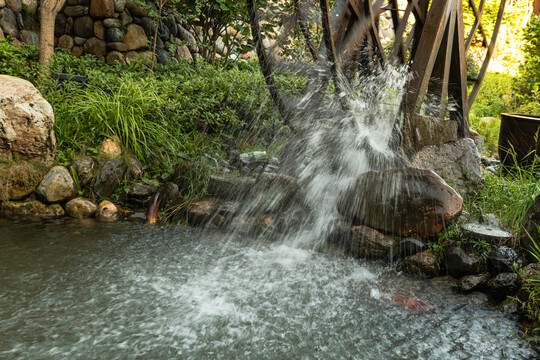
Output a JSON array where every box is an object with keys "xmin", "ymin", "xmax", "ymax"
[
  {"xmin": 0, "ymin": 39, "xmax": 40, "ymax": 80},
  {"xmin": 515, "ymin": 15, "xmax": 540, "ymax": 110}
]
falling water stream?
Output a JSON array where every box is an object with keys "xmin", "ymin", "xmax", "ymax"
[{"xmin": 1, "ymin": 68, "xmax": 538, "ymax": 359}]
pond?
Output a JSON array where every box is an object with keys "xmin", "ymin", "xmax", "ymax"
[{"xmin": 0, "ymin": 219, "xmax": 536, "ymax": 359}]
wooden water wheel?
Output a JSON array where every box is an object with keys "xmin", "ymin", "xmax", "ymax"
[{"xmin": 247, "ymin": 0, "xmax": 507, "ymax": 155}]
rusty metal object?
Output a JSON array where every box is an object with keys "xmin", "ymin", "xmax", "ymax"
[
  {"xmin": 499, "ymin": 113, "xmax": 540, "ymax": 168},
  {"xmin": 248, "ymin": 0, "xmax": 506, "ymax": 156}
]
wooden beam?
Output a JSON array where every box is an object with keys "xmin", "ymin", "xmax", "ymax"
[
  {"xmin": 465, "ymin": 0, "xmax": 488, "ymax": 50},
  {"xmin": 468, "ymin": 0, "xmax": 506, "ymax": 109}
]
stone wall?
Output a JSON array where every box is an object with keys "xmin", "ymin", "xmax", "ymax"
[{"xmin": 0, "ymin": 0, "xmax": 200, "ymax": 65}]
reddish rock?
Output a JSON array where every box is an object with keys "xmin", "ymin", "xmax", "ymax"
[
  {"xmin": 98, "ymin": 200, "xmax": 120, "ymax": 221},
  {"xmin": 0, "ymin": 76, "xmax": 56, "ymax": 165},
  {"xmin": 90, "ymin": 0, "xmax": 115, "ymax": 17},
  {"xmin": 337, "ymin": 167, "xmax": 462, "ymax": 237}
]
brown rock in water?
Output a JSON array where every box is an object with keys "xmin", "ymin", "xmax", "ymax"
[
  {"xmin": 0, "ymin": 75, "xmax": 56, "ymax": 166},
  {"xmin": 0, "ymin": 199, "xmax": 65, "ymax": 218},
  {"xmin": 187, "ymin": 198, "xmax": 239, "ymax": 226},
  {"xmin": 36, "ymin": 166, "xmax": 77, "ymax": 203},
  {"xmin": 66, "ymin": 197, "xmax": 97, "ymax": 218},
  {"xmin": 98, "ymin": 200, "xmax": 120, "ymax": 220},
  {"xmin": 403, "ymin": 252, "xmax": 439, "ymax": 277},
  {"xmin": 458, "ymin": 273, "xmax": 489, "ymax": 293},
  {"xmin": 337, "ymin": 167, "xmax": 463, "ymax": 237},
  {"xmin": 349, "ymin": 225, "xmax": 397, "ymax": 260}
]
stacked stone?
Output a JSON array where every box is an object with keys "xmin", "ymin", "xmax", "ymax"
[{"xmin": 0, "ymin": 0, "xmax": 200, "ymax": 64}]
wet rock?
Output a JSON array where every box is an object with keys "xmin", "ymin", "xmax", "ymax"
[
  {"xmin": 348, "ymin": 226, "xmax": 397, "ymax": 260},
  {"xmin": 274, "ymin": 206, "xmax": 306, "ymax": 233},
  {"xmin": 90, "ymin": 0, "xmax": 114, "ymax": 18},
  {"xmin": 0, "ymin": 75, "xmax": 56, "ymax": 165},
  {"xmin": 495, "ymin": 298, "xmax": 520, "ymax": 315},
  {"xmin": 464, "ymin": 291, "xmax": 491, "ymax": 306},
  {"xmin": 170, "ymin": 161, "xmax": 196, "ymax": 192},
  {"xmin": 0, "ymin": 199, "xmax": 64, "ymax": 218},
  {"xmin": 123, "ymin": 23, "xmax": 147, "ymax": 50},
  {"xmin": 98, "ymin": 200, "xmax": 120, "ymax": 220},
  {"xmin": 521, "ymin": 195, "xmax": 540, "ymax": 259},
  {"xmin": 65, "ymin": 197, "xmax": 97, "ymax": 218},
  {"xmin": 99, "ymin": 137, "xmax": 122, "ymax": 158},
  {"xmin": 487, "ymin": 272, "xmax": 518, "ymax": 299},
  {"xmin": 337, "ymin": 168, "xmax": 463, "ymax": 237},
  {"xmin": 0, "ymin": 8, "xmax": 17, "ymax": 38},
  {"xmin": 0, "ymin": 161, "xmax": 47, "ymax": 201},
  {"xmin": 128, "ymin": 180, "xmax": 158, "ymax": 203},
  {"xmin": 326, "ymin": 219, "xmax": 353, "ymax": 246},
  {"xmin": 187, "ymin": 198, "xmax": 239, "ymax": 226},
  {"xmin": 403, "ymin": 251, "xmax": 439, "ymax": 277},
  {"xmin": 458, "ymin": 273, "xmax": 489, "ymax": 292},
  {"xmin": 445, "ymin": 247, "xmax": 480, "ymax": 277},
  {"xmin": 412, "ymin": 138, "xmax": 481, "ymax": 196},
  {"xmin": 429, "ymin": 275, "xmax": 458, "ymax": 289},
  {"xmin": 399, "ymin": 237, "xmax": 427, "ymax": 257},
  {"xmin": 227, "ymin": 215, "xmax": 258, "ymax": 234},
  {"xmin": 207, "ymin": 175, "xmax": 255, "ymax": 201},
  {"xmin": 479, "ymin": 213, "xmax": 501, "ymax": 228},
  {"xmin": 161, "ymin": 182, "xmax": 180, "ymax": 206},
  {"xmin": 461, "ymin": 222, "xmax": 512, "ymax": 243},
  {"xmin": 36, "ymin": 166, "xmax": 77, "ymax": 203},
  {"xmin": 520, "ymin": 263, "xmax": 540, "ymax": 284},
  {"xmin": 83, "ymin": 37, "xmax": 107, "ymax": 58},
  {"xmin": 93, "ymin": 159, "xmax": 126, "ymax": 197},
  {"xmin": 249, "ymin": 173, "xmax": 300, "ymax": 214},
  {"xmin": 488, "ymin": 246, "xmax": 521, "ymax": 274},
  {"xmin": 71, "ymin": 156, "xmax": 95, "ymax": 186}
]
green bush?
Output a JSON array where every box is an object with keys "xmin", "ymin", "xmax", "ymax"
[{"xmin": 514, "ymin": 15, "xmax": 540, "ymax": 108}]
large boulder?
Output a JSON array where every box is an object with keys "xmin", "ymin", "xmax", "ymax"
[
  {"xmin": 0, "ymin": 76, "xmax": 56, "ymax": 166},
  {"xmin": 123, "ymin": 23, "xmax": 148, "ymax": 50},
  {"xmin": 36, "ymin": 166, "xmax": 77, "ymax": 203},
  {"xmin": 412, "ymin": 138, "xmax": 482, "ymax": 196},
  {"xmin": 337, "ymin": 168, "xmax": 463, "ymax": 237}
]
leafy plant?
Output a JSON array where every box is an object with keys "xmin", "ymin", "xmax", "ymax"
[{"xmin": 514, "ymin": 15, "xmax": 540, "ymax": 107}]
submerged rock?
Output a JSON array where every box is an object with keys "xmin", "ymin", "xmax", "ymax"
[
  {"xmin": 36, "ymin": 166, "xmax": 77, "ymax": 203},
  {"xmin": 65, "ymin": 197, "xmax": 97, "ymax": 218},
  {"xmin": 402, "ymin": 251, "xmax": 439, "ymax": 277},
  {"xmin": 445, "ymin": 247, "xmax": 480, "ymax": 277},
  {"xmin": 0, "ymin": 199, "xmax": 64, "ymax": 218},
  {"xmin": 337, "ymin": 168, "xmax": 463, "ymax": 237}
]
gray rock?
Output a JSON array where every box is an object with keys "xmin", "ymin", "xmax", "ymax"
[
  {"xmin": 495, "ymin": 298, "xmax": 520, "ymax": 315},
  {"xmin": 175, "ymin": 45, "xmax": 193, "ymax": 62},
  {"xmin": 458, "ymin": 273, "xmax": 489, "ymax": 292},
  {"xmin": 158, "ymin": 20, "xmax": 169, "ymax": 39},
  {"xmin": 156, "ymin": 49, "xmax": 169, "ymax": 64},
  {"xmin": 103, "ymin": 18, "xmax": 121, "ymax": 28},
  {"xmin": 134, "ymin": 16, "xmax": 154, "ymax": 38},
  {"xmin": 36, "ymin": 166, "xmax": 77, "ymax": 203},
  {"xmin": 249, "ymin": 173, "xmax": 300, "ymax": 214},
  {"xmin": 83, "ymin": 37, "xmax": 107, "ymax": 57},
  {"xmin": 65, "ymin": 197, "xmax": 97, "ymax": 218},
  {"xmin": 55, "ymin": 13, "xmax": 67, "ymax": 37},
  {"xmin": 445, "ymin": 247, "xmax": 480, "ymax": 277},
  {"xmin": 64, "ymin": 5, "xmax": 89, "ymax": 17},
  {"xmin": 19, "ymin": 30, "xmax": 39, "ymax": 46},
  {"xmin": 114, "ymin": 0, "xmax": 126, "ymax": 12},
  {"xmin": 94, "ymin": 159, "xmax": 127, "ymax": 197},
  {"xmin": 106, "ymin": 27, "xmax": 124, "ymax": 42},
  {"xmin": 73, "ymin": 15, "xmax": 94, "ymax": 38},
  {"xmin": 399, "ymin": 237, "xmax": 427, "ymax": 257},
  {"xmin": 72, "ymin": 156, "xmax": 95, "ymax": 186},
  {"xmin": 164, "ymin": 15, "xmax": 177, "ymax": 37},
  {"xmin": 487, "ymin": 272, "xmax": 518, "ymax": 299},
  {"xmin": 412, "ymin": 138, "xmax": 482, "ymax": 196},
  {"xmin": 0, "ymin": 8, "xmax": 18, "ymax": 38},
  {"xmin": 177, "ymin": 24, "xmax": 198, "ymax": 52},
  {"xmin": 6, "ymin": 0, "xmax": 22, "ymax": 12},
  {"xmin": 73, "ymin": 36, "xmax": 87, "ymax": 45},
  {"xmin": 461, "ymin": 221, "xmax": 512, "ymax": 243},
  {"xmin": 488, "ymin": 246, "xmax": 521, "ymax": 274}
]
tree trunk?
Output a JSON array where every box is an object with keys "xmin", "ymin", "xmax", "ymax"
[
  {"xmin": 534, "ymin": 0, "xmax": 540, "ymax": 16},
  {"xmin": 39, "ymin": 0, "xmax": 67, "ymax": 71}
]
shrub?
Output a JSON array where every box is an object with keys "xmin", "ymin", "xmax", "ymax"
[{"xmin": 514, "ymin": 15, "xmax": 540, "ymax": 106}]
